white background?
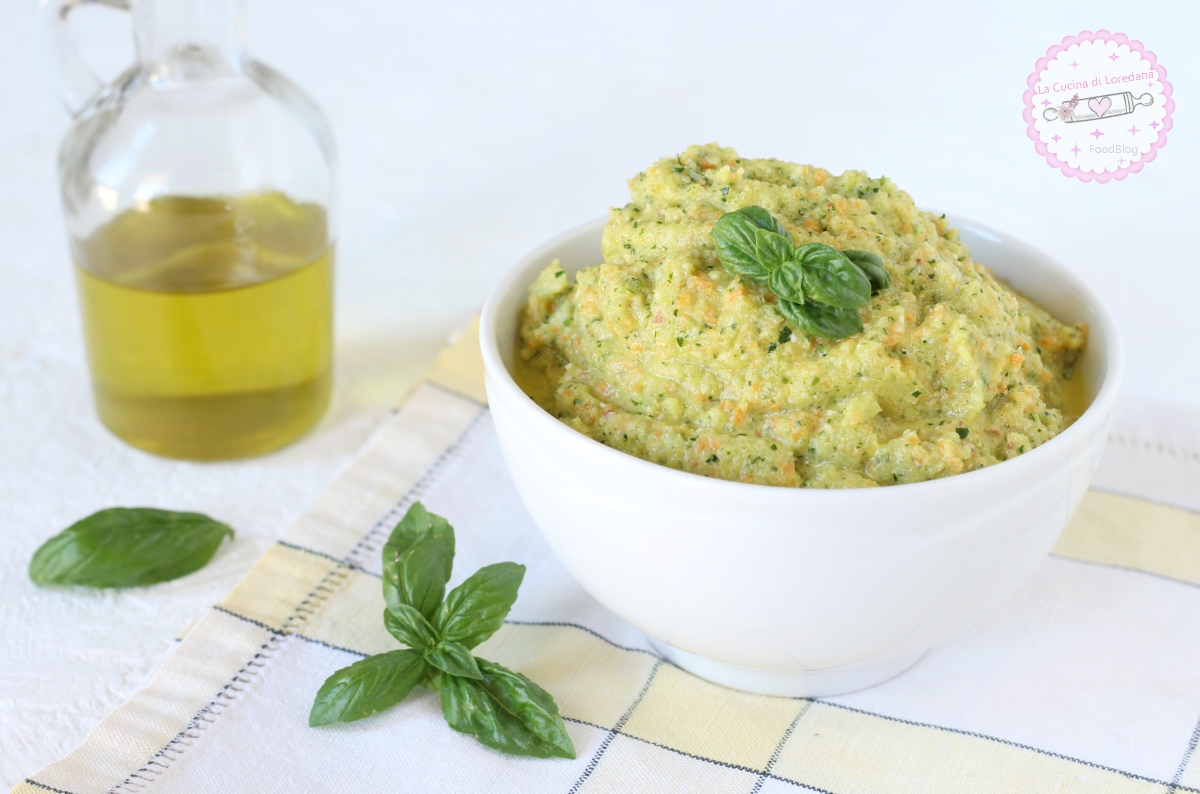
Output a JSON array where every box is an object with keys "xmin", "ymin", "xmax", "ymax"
[{"xmin": 1, "ymin": 0, "xmax": 1197, "ymax": 787}]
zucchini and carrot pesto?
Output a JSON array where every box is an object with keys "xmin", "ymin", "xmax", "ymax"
[{"xmin": 516, "ymin": 144, "xmax": 1086, "ymax": 488}]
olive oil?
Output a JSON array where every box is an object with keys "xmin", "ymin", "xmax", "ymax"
[
  {"xmin": 1059, "ymin": 365, "xmax": 1090, "ymax": 426},
  {"xmin": 74, "ymin": 193, "xmax": 333, "ymax": 459}
]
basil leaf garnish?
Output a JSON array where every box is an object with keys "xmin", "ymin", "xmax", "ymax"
[
  {"xmin": 440, "ymin": 659, "xmax": 575, "ymax": 759},
  {"xmin": 733, "ymin": 205, "xmax": 789, "ymax": 238},
  {"xmin": 426, "ymin": 640, "xmax": 484, "ymax": 680},
  {"xmin": 709, "ymin": 206, "xmax": 879, "ymax": 340},
  {"xmin": 842, "ymin": 249, "xmax": 892, "ymax": 292},
  {"xmin": 754, "ymin": 227, "xmax": 793, "ymax": 271},
  {"xmin": 310, "ymin": 503, "xmax": 574, "ymax": 759},
  {"xmin": 780, "ymin": 300, "xmax": 864, "ymax": 338},
  {"xmin": 711, "ymin": 207, "xmax": 793, "ymax": 283},
  {"xmin": 309, "ymin": 649, "xmax": 427, "ymax": 726},
  {"xmin": 711, "ymin": 211, "xmax": 771, "ymax": 282},
  {"xmin": 383, "ymin": 604, "xmax": 439, "ymax": 650},
  {"xmin": 385, "ymin": 502, "xmax": 455, "ymax": 559},
  {"xmin": 767, "ymin": 260, "xmax": 806, "ymax": 304},
  {"xmin": 798, "ymin": 245, "xmax": 871, "ymax": 308},
  {"xmin": 434, "ymin": 562, "xmax": 526, "ymax": 649},
  {"xmin": 791, "ymin": 242, "xmax": 825, "ymax": 262},
  {"xmin": 384, "ymin": 532, "xmax": 454, "ymax": 621},
  {"xmin": 28, "ymin": 508, "xmax": 233, "ymax": 589}
]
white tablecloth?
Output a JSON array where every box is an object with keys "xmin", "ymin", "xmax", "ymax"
[{"xmin": 2, "ymin": 1, "xmax": 1198, "ymax": 787}]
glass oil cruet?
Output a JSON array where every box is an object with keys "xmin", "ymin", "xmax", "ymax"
[{"xmin": 41, "ymin": 0, "xmax": 335, "ymax": 460}]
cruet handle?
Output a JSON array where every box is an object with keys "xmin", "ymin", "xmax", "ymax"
[{"xmin": 38, "ymin": 0, "xmax": 130, "ymax": 117}]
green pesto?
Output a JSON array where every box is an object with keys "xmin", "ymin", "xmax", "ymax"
[{"xmin": 517, "ymin": 144, "xmax": 1087, "ymax": 488}]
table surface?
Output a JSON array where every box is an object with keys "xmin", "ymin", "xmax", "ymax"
[{"xmin": 2, "ymin": 0, "xmax": 1197, "ymax": 787}]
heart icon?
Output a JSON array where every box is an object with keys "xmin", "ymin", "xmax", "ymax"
[{"xmin": 1088, "ymin": 96, "xmax": 1113, "ymax": 118}]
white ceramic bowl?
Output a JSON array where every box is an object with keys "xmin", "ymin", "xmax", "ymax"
[{"xmin": 480, "ymin": 216, "xmax": 1123, "ymax": 697}]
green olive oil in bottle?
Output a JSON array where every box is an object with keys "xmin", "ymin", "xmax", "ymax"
[
  {"xmin": 46, "ymin": 0, "xmax": 336, "ymax": 459},
  {"xmin": 74, "ymin": 194, "xmax": 333, "ymax": 459}
]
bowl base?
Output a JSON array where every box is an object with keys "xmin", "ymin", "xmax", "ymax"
[{"xmin": 647, "ymin": 639, "xmax": 924, "ymax": 697}]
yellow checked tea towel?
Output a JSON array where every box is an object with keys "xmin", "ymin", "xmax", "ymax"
[{"xmin": 14, "ymin": 322, "xmax": 1200, "ymax": 794}]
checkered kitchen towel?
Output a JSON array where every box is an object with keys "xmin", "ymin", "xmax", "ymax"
[{"xmin": 15, "ymin": 321, "xmax": 1200, "ymax": 794}]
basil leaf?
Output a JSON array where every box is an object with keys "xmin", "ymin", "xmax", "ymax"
[
  {"xmin": 711, "ymin": 211, "xmax": 770, "ymax": 282},
  {"xmin": 386, "ymin": 502, "xmax": 455, "ymax": 558},
  {"xmin": 800, "ymin": 249, "xmax": 871, "ymax": 308},
  {"xmin": 733, "ymin": 205, "xmax": 789, "ymax": 238},
  {"xmin": 440, "ymin": 659, "xmax": 576, "ymax": 759},
  {"xmin": 383, "ymin": 604, "xmax": 439, "ymax": 650},
  {"xmin": 780, "ymin": 300, "xmax": 864, "ymax": 339},
  {"xmin": 29, "ymin": 508, "xmax": 233, "ymax": 588},
  {"xmin": 381, "ymin": 502, "xmax": 456, "ymax": 623},
  {"xmin": 842, "ymin": 249, "xmax": 892, "ymax": 292},
  {"xmin": 426, "ymin": 640, "xmax": 484, "ymax": 680},
  {"xmin": 383, "ymin": 532, "xmax": 454, "ymax": 621},
  {"xmin": 433, "ymin": 562, "xmax": 525, "ymax": 650},
  {"xmin": 767, "ymin": 260, "xmax": 806, "ymax": 304},
  {"xmin": 711, "ymin": 206, "xmax": 796, "ymax": 283},
  {"xmin": 309, "ymin": 648, "xmax": 426, "ymax": 726},
  {"xmin": 753, "ymin": 228, "xmax": 793, "ymax": 271},
  {"xmin": 792, "ymin": 242, "xmax": 827, "ymax": 261}
]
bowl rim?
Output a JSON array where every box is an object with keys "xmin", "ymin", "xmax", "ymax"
[{"xmin": 479, "ymin": 213, "xmax": 1125, "ymax": 503}]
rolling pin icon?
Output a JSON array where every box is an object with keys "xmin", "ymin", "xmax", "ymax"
[{"xmin": 1043, "ymin": 91, "xmax": 1154, "ymax": 122}]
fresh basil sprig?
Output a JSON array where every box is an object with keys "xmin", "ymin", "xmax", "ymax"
[
  {"xmin": 28, "ymin": 508, "xmax": 233, "ymax": 588},
  {"xmin": 310, "ymin": 502, "xmax": 575, "ymax": 761},
  {"xmin": 710, "ymin": 206, "xmax": 892, "ymax": 339}
]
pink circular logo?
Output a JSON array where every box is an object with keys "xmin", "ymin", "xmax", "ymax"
[{"xmin": 1024, "ymin": 30, "xmax": 1173, "ymax": 183}]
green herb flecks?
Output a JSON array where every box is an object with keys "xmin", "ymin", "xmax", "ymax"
[
  {"xmin": 710, "ymin": 205, "xmax": 891, "ymax": 339},
  {"xmin": 29, "ymin": 508, "xmax": 233, "ymax": 588},
  {"xmin": 310, "ymin": 503, "xmax": 575, "ymax": 761}
]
